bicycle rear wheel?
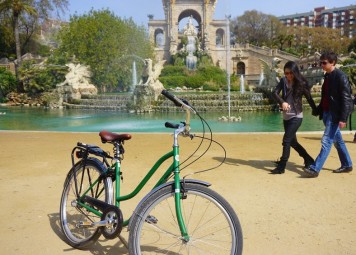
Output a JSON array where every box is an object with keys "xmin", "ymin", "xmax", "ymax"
[
  {"xmin": 128, "ymin": 183, "xmax": 243, "ymax": 255},
  {"xmin": 59, "ymin": 158, "xmax": 113, "ymax": 249}
]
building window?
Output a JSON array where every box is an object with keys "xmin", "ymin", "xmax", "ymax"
[
  {"xmin": 154, "ymin": 29, "xmax": 165, "ymax": 48},
  {"xmin": 236, "ymin": 62, "xmax": 245, "ymax": 75},
  {"xmin": 216, "ymin": 28, "xmax": 225, "ymax": 47}
]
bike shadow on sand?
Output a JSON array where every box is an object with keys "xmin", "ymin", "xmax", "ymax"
[{"xmin": 48, "ymin": 212, "xmax": 129, "ymax": 255}]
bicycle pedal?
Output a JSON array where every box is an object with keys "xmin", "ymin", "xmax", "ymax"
[{"xmin": 77, "ymin": 221, "xmax": 93, "ymax": 228}]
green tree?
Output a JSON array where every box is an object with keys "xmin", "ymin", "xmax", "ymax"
[
  {"xmin": 348, "ymin": 38, "xmax": 356, "ymax": 52},
  {"xmin": 274, "ymin": 34, "xmax": 287, "ymax": 50},
  {"xmin": 341, "ymin": 57, "xmax": 356, "ymax": 87},
  {"xmin": 55, "ymin": 9, "xmax": 153, "ymax": 92},
  {"xmin": 0, "ymin": 67, "xmax": 17, "ymax": 100},
  {"xmin": 231, "ymin": 10, "xmax": 352, "ymax": 56},
  {"xmin": 311, "ymin": 27, "xmax": 350, "ymax": 53},
  {"xmin": 17, "ymin": 60, "xmax": 67, "ymax": 94},
  {"xmin": 0, "ymin": 0, "xmax": 35, "ymax": 67},
  {"xmin": 0, "ymin": 11, "xmax": 15, "ymax": 58},
  {"xmin": 0, "ymin": 0, "xmax": 68, "ymax": 68},
  {"xmin": 288, "ymin": 26, "xmax": 351, "ymax": 54},
  {"xmin": 232, "ymin": 10, "xmax": 285, "ymax": 47}
]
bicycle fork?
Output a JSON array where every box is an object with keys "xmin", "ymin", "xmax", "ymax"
[{"xmin": 172, "ymin": 144, "xmax": 190, "ymax": 242}]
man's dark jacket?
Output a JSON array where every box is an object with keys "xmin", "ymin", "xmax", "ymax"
[{"xmin": 315, "ymin": 68, "xmax": 354, "ymax": 123}]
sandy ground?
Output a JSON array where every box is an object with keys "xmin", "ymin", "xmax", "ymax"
[{"xmin": 0, "ymin": 131, "xmax": 355, "ymax": 255}]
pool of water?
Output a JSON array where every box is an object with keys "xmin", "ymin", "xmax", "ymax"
[{"xmin": 0, "ymin": 106, "xmax": 354, "ymax": 133}]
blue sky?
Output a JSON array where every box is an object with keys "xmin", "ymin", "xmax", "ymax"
[{"xmin": 64, "ymin": 0, "xmax": 355, "ymax": 25}]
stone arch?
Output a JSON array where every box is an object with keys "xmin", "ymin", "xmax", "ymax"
[
  {"xmin": 177, "ymin": 9, "xmax": 202, "ymax": 37},
  {"xmin": 215, "ymin": 28, "xmax": 225, "ymax": 47},
  {"xmin": 154, "ymin": 28, "xmax": 165, "ymax": 48},
  {"xmin": 236, "ymin": 62, "xmax": 246, "ymax": 75}
]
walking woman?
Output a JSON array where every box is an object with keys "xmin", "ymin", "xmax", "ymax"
[{"xmin": 271, "ymin": 61, "xmax": 317, "ymax": 174}]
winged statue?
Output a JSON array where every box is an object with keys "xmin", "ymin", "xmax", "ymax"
[{"xmin": 139, "ymin": 58, "xmax": 166, "ymax": 100}]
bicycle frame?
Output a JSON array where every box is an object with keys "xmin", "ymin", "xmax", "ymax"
[{"xmin": 73, "ymin": 121, "xmax": 190, "ymax": 239}]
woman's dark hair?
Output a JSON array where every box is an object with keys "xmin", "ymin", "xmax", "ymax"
[{"xmin": 284, "ymin": 61, "xmax": 308, "ymax": 96}]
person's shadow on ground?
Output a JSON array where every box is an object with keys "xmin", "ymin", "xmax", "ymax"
[
  {"xmin": 303, "ymin": 135, "xmax": 355, "ymax": 144},
  {"xmin": 212, "ymin": 156, "xmax": 312, "ymax": 177}
]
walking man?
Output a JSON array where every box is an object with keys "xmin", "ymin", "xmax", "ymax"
[{"xmin": 304, "ymin": 52, "xmax": 354, "ymax": 177}]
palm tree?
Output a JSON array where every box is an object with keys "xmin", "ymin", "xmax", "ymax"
[
  {"xmin": 0, "ymin": 0, "xmax": 37, "ymax": 67},
  {"xmin": 0, "ymin": 0, "xmax": 67, "ymax": 92}
]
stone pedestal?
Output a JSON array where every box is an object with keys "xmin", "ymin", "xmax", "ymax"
[{"xmin": 130, "ymin": 85, "xmax": 155, "ymax": 113}]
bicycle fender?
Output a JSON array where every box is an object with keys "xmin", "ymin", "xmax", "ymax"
[
  {"xmin": 129, "ymin": 179, "xmax": 211, "ymax": 229},
  {"xmin": 62, "ymin": 157, "xmax": 106, "ymax": 187}
]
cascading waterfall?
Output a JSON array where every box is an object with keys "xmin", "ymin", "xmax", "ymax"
[
  {"xmin": 186, "ymin": 36, "xmax": 197, "ymax": 70},
  {"xmin": 240, "ymin": 74, "xmax": 245, "ymax": 94},
  {"xmin": 183, "ymin": 16, "xmax": 198, "ymax": 71},
  {"xmin": 259, "ymin": 71, "xmax": 264, "ymax": 86},
  {"xmin": 132, "ymin": 61, "xmax": 137, "ymax": 90}
]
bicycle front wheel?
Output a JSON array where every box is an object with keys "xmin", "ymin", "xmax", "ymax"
[
  {"xmin": 59, "ymin": 158, "xmax": 113, "ymax": 249},
  {"xmin": 128, "ymin": 183, "xmax": 243, "ymax": 255}
]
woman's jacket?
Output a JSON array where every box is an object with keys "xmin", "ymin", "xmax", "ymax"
[{"xmin": 272, "ymin": 77, "xmax": 316, "ymax": 115}]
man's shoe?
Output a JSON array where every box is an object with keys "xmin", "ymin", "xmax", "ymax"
[
  {"xmin": 333, "ymin": 166, "xmax": 353, "ymax": 173},
  {"xmin": 303, "ymin": 166, "xmax": 319, "ymax": 178}
]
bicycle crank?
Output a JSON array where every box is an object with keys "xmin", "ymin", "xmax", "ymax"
[{"xmin": 101, "ymin": 206, "xmax": 123, "ymax": 239}]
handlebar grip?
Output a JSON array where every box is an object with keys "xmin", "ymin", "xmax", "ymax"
[
  {"xmin": 161, "ymin": 90, "xmax": 182, "ymax": 107},
  {"xmin": 165, "ymin": 122, "xmax": 180, "ymax": 129}
]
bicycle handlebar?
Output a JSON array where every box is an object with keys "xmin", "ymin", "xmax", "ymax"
[
  {"xmin": 161, "ymin": 90, "xmax": 182, "ymax": 107},
  {"xmin": 161, "ymin": 90, "xmax": 196, "ymax": 114},
  {"xmin": 161, "ymin": 90, "xmax": 196, "ymax": 136}
]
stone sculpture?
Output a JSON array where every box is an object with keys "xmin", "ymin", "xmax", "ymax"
[
  {"xmin": 139, "ymin": 58, "xmax": 166, "ymax": 100},
  {"xmin": 57, "ymin": 63, "xmax": 97, "ymax": 101}
]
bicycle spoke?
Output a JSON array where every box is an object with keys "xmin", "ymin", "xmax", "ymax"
[
  {"xmin": 60, "ymin": 159, "xmax": 112, "ymax": 248},
  {"xmin": 129, "ymin": 183, "xmax": 242, "ymax": 255}
]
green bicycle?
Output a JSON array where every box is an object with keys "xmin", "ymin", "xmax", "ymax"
[{"xmin": 59, "ymin": 90, "xmax": 243, "ymax": 254}]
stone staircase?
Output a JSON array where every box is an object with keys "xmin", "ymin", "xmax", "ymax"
[{"xmin": 65, "ymin": 94, "xmax": 132, "ymax": 111}]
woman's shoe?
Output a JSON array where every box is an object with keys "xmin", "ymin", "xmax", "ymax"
[
  {"xmin": 304, "ymin": 159, "xmax": 314, "ymax": 168},
  {"xmin": 303, "ymin": 155, "xmax": 314, "ymax": 168},
  {"xmin": 270, "ymin": 159, "xmax": 286, "ymax": 174},
  {"xmin": 270, "ymin": 168, "xmax": 285, "ymax": 174}
]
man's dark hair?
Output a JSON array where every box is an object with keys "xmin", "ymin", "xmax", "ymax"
[{"xmin": 320, "ymin": 52, "xmax": 338, "ymax": 64}]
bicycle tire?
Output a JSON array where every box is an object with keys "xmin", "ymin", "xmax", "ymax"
[
  {"xmin": 59, "ymin": 158, "xmax": 114, "ymax": 249},
  {"xmin": 128, "ymin": 183, "xmax": 243, "ymax": 255}
]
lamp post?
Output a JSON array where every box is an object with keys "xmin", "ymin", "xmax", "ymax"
[{"xmin": 226, "ymin": 15, "xmax": 231, "ymax": 119}]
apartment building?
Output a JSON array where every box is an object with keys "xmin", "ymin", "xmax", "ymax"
[{"xmin": 278, "ymin": 5, "xmax": 355, "ymax": 38}]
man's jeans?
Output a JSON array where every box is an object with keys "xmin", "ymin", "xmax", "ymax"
[{"xmin": 312, "ymin": 112, "xmax": 353, "ymax": 172}]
